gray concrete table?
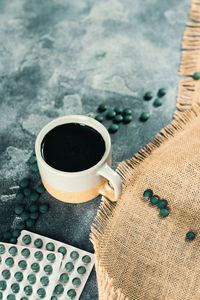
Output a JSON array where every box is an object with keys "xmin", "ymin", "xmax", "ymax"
[{"xmin": 0, "ymin": 0, "xmax": 190, "ymax": 299}]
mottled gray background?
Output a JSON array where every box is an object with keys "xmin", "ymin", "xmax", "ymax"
[{"xmin": 0, "ymin": 0, "xmax": 190, "ymax": 299}]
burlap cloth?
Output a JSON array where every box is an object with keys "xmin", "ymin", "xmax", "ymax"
[{"xmin": 90, "ymin": 1, "xmax": 200, "ymax": 299}]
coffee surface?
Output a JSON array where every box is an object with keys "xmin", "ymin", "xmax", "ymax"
[{"xmin": 41, "ymin": 123, "xmax": 106, "ymax": 172}]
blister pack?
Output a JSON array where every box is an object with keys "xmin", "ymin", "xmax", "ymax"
[
  {"xmin": 0, "ymin": 242, "xmax": 62, "ymax": 300},
  {"xmin": 17, "ymin": 230, "xmax": 95, "ymax": 299}
]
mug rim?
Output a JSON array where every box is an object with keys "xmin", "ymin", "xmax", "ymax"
[{"xmin": 35, "ymin": 114, "xmax": 111, "ymax": 176}]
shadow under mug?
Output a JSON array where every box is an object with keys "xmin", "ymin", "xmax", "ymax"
[{"xmin": 35, "ymin": 115, "xmax": 122, "ymax": 203}]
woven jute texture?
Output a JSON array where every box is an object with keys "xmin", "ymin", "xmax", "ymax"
[
  {"xmin": 90, "ymin": 1, "xmax": 200, "ymax": 299},
  {"xmin": 190, "ymin": 0, "xmax": 200, "ymax": 21}
]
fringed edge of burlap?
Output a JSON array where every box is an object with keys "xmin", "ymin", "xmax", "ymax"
[
  {"xmin": 94, "ymin": 258, "xmax": 129, "ymax": 300},
  {"xmin": 90, "ymin": 1, "xmax": 200, "ymax": 299},
  {"xmin": 180, "ymin": 21, "xmax": 200, "ymax": 76},
  {"xmin": 175, "ymin": 77, "xmax": 200, "ymax": 111}
]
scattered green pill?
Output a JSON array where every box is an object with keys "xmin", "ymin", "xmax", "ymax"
[
  {"xmin": 108, "ymin": 124, "xmax": 119, "ymax": 133},
  {"xmin": 34, "ymin": 251, "xmax": 43, "ymax": 261},
  {"xmin": 4, "ymin": 232, "xmax": 12, "ymax": 240},
  {"xmin": 144, "ymin": 91, "xmax": 153, "ymax": 101},
  {"xmin": 20, "ymin": 211, "xmax": 30, "ymax": 221},
  {"xmin": 21, "ymin": 248, "xmax": 30, "ymax": 258},
  {"xmin": 14, "ymin": 205, "xmax": 24, "ymax": 215},
  {"xmin": 82, "ymin": 255, "xmax": 91, "ymax": 264},
  {"xmin": 98, "ymin": 103, "xmax": 107, "ymax": 113},
  {"xmin": 23, "ymin": 188, "xmax": 31, "ymax": 197},
  {"xmin": 157, "ymin": 200, "xmax": 168, "ymax": 209},
  {"xmin": 29, "ymin": 204, "xmax": 38, "ymax": 213},
  {"xmin": 2, "ymin": 270, "xmax": 11, "ymax": 280},
  {"xmin": 11, "ymin": 283, "xmax": 19, "ymax": 293},
  {"xmin": 67, "ymin": 289, "xmax": 76, "ymax": 299},
  {"xmin": 30, "ymin": 211, "xmax": 39, "ymax": 220},
  {"xmin": 36, "ymin": 185, "xmax": 45, "ymax": 194},
  {"xmin": 150, "ymin": 196, "xmax": 159, "ymax": 206},
  {"xmin": 140, "ymin": 112, "xmax": 149, "ymax": 122},
  {"xmin": 157, "ymin": 88, "xmax": 167, "ymax": 97},
  {"xmin": 44, "ymin": 265, "xmax": 53, "ymax": 275},
  {"xmin": 31, "ymin": 163, "xmax": 39, "ymax": 172},
  {"xmin": 34, "ymin": 239, "xmax": 43, "ymax": 248},
  {"xmin": 58, "ymin": 246, "xmax": 67, "ymax": 256},
  {"xmin": 123, "ymin": 115, "xmax": 132, "ymax": 124},
  {"xmin": 0, "ymin": 244, "xmax": 5, "ymax": 254},
  {"xmin": 31, "ymin": 262, "xmax": 40, "ymax": 273},
  {"xmin": 18, "ymin": 260, "xmax": 27, "ymax": 270},
  {"xmin": 8, "ymin": 246, "xmax": 18, "ymax": 256},
  {"xmin": 9, "ymin": 238, "xmax": 17, "ymax": 244},
  {"xmin": 30, "ymin": 192, "xmax": 39, "ymax": 202},
  {"xmin": 54, "ymin": 284, "xmax": 64, "ymax": 295},
  {"xmin": 46, "ymin": 242, "xmax": 54, "ymax": 251},
  {"xmin": 186, "ymin": 231, "xmax": 196, "ymax": 241},
  {"xmin": 47, "ymin": 253, "xmax": 56, "ymax": 262},
  {"xmin": 40, "ymin": 276, "xmax": 49, "ymax": 286},
  {"xmin": 39, "ymin": 204, "xmax": 49, "ymax": 214},
  {"xmin": 0, "ymin": 281, "xmax": 6, "ymax": 291},
  {"xmin": 26, "ymin": 219, "xmax": 35, "ymax": 228},
  {"xmin": 160, "ymin": 208, "xmax": 169, "ymax": 218},
  {"xmin": 20, "ymin": 297, "xmax": 28, "ymax": 300},
  {"xmin": 16, "ymin": 192, "xmax": 24, "ymax": 201},
  {"xmin": 95, "ymin": 115, "xmax": 104, "ymax": 122},
  {"xmin": 72, "ymin": 277, "xmax": 81, "ymax": 287},
  {"xmin": 29, "ymin": 155, "xmax": 37, "ymax": 164},
  {"xmin": 77, "ymin": 266, "xmax": 86, "ymax": 275},
  {"xmin": 19, "ymin": 178, "xmax": 29, "ymax": 188},
  {"xmin": 24, "ymin": 286, "xmax": 32, "ymax": 296},
  {"xmin": 143, "ymin": 189, "xmax": 153, "ymax": 199},
  {"xmin": 12, "ymin": 230, "xmax": 20, "ymax": 238},
  {"xmin": 106, "ymin": 110, "xmax": 116, "ymax": 119},
  {"xmin": 193, "ymin": 72, "xmax": 200, "ymax": 80},
  {"xmin": 5, "ymin": 257, "xmax": 14, "ymax": 267},
  {"xmin": 51, "ymin": 297, "xmax": 58, "ymax": 300},
  {"xmin": 114, "ymin": 106, "xmax": 123, "ymax": 114},
  {"xmin": 14, "ymin": 272, "xmax": 23, "ymax": 282},
  {"xmin": 65, "ymin": 262, "xmax": 74, "ymax": 272},
  {"xmin": 27, "ymin": 274, "xmax": 36, "ymax": 284},
  {"xmin": 22, "ymin": 234, "xmax": 31, "ymax": 245},
  {"xmin": 59, "ymin": 273, "xmax": 69, "ymax": 283},
  {"xmin": 153, "ymin": 98, "xmax": 163, "ymax": 107},
  {"xmin": 122, "ymin": 108, "xmax": 132, "ymax": 115},
  {"xmin": 113, "ymin": 115, "xmax": 123, "ymax": 123},
  {"xmin": 70, "ymin": 251, "xmax": 79, "ymax": 260},
  {"xmin": 37, "ymin": 288, "xmax": 46, "ymax": 298},
  {"xmin": 16, "ymin": 222, "xmax": 25, "ymax": 230}
]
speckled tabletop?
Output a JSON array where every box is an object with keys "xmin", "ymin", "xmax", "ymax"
[{"xmin": 0, "ymin": 0, "xmax": 190, "ymax": 299}]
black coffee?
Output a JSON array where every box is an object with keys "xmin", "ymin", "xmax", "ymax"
[{"xmin": 41, "ymin": 123, "xmax": 106, "ymax": 172}]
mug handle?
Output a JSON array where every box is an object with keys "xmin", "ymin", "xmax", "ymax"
[{"xmin": 97, "ymin": 163, "xmax": 122, "ymax": 202}]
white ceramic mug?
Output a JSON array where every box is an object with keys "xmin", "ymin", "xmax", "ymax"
[{"xmin": 35, "ymin": 115, "xmax": 122, "ymax": 203}]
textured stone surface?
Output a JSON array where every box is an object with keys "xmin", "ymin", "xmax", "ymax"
[{"xmin": 0, "ymin": 0, "xmax": 189, "ymax": 299}]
